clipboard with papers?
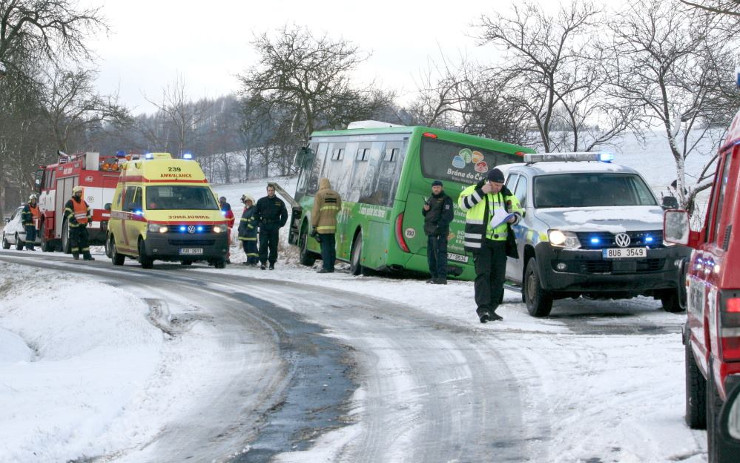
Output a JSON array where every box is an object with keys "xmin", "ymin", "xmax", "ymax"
[{"xmin": 490, "ymin": 209, "xmax": 516, "ymax": 228}]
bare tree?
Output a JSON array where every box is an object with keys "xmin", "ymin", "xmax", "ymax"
[
  {"xmin": 477, "ymin": 0, "xmax": 639, "ymax": 153},
  {"xmin": 37, "ymin": 64, "xmax": 128, "ymax": 152},
  {"xmin": 679, "ymin": 0, "xmax": 740, "ymax": 16},
  {"xmin": 0, "ymin": 0, "xmax": 105, "ymax": 73},
  {"xmin": 145, "ymin": 75, "xmax": 211, "ymax": 156},
  {"xmin": 239, "ymin": 25, "xmax": 377, "ymax": 140},
  {"xmin": 608, "ymin": 0, "xmax": 739, "ymax": 213}
]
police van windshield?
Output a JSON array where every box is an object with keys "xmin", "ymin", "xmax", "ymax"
[
  {"xmin": 145, "ymin": 186, "xmax": 219, "ymax": 210},
  {"xmin": 533, "ymin": 173, "xmax": 658, "ymax": 208}
]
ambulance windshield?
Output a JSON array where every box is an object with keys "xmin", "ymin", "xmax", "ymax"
[{"xmin": 145, "ymin": 186, "xmax": 219, "ymax": 210}]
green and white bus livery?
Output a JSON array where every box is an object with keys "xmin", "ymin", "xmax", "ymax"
[{"xmin": 288, "ymin": 121, "xmax": 535, "ymax": 280}]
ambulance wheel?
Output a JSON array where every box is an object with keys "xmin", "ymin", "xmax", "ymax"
[
  {"xmin": 660, "ymin": 289, "xmax": 684, "ymax": 313},
  {"xmin": 109, "ymin": 235, "xmax": 125, "ymax": 266},
  {"xmin": 524, "ymin": 257, "xmax": 553, "ymax": 317},
  {"xmin": 15, "ymin": 234, "xmax": 23, "ymax": 250},
  {"xmin": 180, "ymin": 261, "xmax": 193, "ymax": 266},
  {"xmin": 1, "ymin": 235, "xmax": 9, "ymax": 249},
  {"xmin": 138, "ymin": 240, "xmax": 153, "ymax": 269},
  {"xmin": 61, "ymin": 219, "xmax": 71, "ymax": 254}
]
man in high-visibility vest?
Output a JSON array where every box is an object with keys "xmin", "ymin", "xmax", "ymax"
[
  {"xmin": 64, "ymin": 186, "xmax": 95, "ymax": 261},
  {"xmin": 21, "ymin": 194, "xmax": 41, "ymax": 251},
  {"xmin": 311, "ymin": 178, "xmax": 342, "ymax": 273},
  {"xmin": 458, "ymin": 168, "xmax": 522, "ymax": 323}
]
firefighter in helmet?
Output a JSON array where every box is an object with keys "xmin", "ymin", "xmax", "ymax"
[
  {"xmin": 64, "ymin": 185, "xmax": 95, "ymax": 260},
  {"xmin": 21, "ymin": 193, "xmax": 41, "ymax": 251}
]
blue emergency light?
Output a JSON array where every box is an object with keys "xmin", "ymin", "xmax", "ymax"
[{"xmin": 182, "ymin": 152, "xmax": 193, "ymax": 160}]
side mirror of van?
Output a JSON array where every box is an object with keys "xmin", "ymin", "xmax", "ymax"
[
  {"xmin": 661, "ymin": 196, "xmax": 679, "ymax": 210},
  {"xmin": 717, "ymin": 382, "xmax": 740, "ymax": 459},
  {"xmin": 104, "ymin": 203, "xmax": 111, "ymax": 211},
  {"xmin": 663, "ymin": 210, "xmax": 690, "ymax": 245}
]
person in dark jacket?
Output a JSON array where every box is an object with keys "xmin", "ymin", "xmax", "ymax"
[
  {"xmin": 254, "ymin": 183, "xmax": 288, "ymax": 270},
  {"xmin": 21, "ymin": 194, "xmax": 41, "ymax": 251},
  {"xmin": 237, "ymin": 194, "xmax": 259, "ymax": 266},
  {"xmin": 219, "ymin": 196, "xmax": 235, "ymax": 264},
  {"xmin": 311, "ymin": 178, "xmax": 342, "ymax": 273},
  {"xmin": 64, "ymin": 185, "xmax": 95, "ymax": 261},
  {"xmin": 422, "ymin": 180, "xmax": 454, "ymax": 284}
]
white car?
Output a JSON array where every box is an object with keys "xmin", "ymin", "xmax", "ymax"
[{"xmin": 2, "ymin": 206, "xmax": 41, "ymax": 250}]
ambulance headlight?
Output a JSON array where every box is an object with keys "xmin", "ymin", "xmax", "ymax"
[
  {"xmin": 213, "ymin": 225, "xmax": 224, "ymax": 233},
  {"xmin": 548, "ymin": 230, "xmax": 580, "ymax": 249},
  {"xmin": 147, "ymin": 223, "xmax": 168, "ymax": 233}
]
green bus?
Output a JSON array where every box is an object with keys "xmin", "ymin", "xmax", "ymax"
[{"xmin": 288, "ymin": 122, "xmax": 535, "ymax": 280}]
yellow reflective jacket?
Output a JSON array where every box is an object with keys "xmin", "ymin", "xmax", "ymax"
[{"xmin": 458, "ymin": 181, "xmax": 522, "ymax": 254}]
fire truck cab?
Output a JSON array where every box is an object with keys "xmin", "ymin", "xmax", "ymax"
[
  {"xmin": 664, "ymin": 88, "xmax": 740, "ymax": 461},
  {"xmin": 36, "ymin": 151, "xmax": 121, "ymax": 253}
]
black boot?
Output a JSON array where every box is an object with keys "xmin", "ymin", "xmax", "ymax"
[{"xmin": 73, "ymin": 253, "xmax": 80, "ymax": 260}]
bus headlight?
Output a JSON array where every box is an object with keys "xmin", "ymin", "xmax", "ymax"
[{"xmin": 548, "ymin": 230, "xmax": 580, "ymax": 249}]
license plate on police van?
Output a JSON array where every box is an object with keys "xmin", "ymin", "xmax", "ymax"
[
  {"xmin": 602, "ymin": 247, "xmax": 647, "ymax": 259},
  {"xmin": 179, "ymin": 248, "xmax": 203, "ymax": 255},
  {"xmin": 447, "ymin": 253, "xmax": 468, "ymax": 263}
]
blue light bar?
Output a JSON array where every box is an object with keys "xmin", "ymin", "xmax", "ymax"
[
  {"xmin": 145, "ymin": 152, "xmax": 154, "ymax": 159},
  {"xmin": 182, "ymin": 152, "xmax": 193, "ymax": 160},
  {"xmin": 116, "ymin": 150, "xmax": 126, "ymax": 158}
]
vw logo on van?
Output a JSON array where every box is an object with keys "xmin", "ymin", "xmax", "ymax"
[
  {"xmin": 187, "ymin": 225, "xmax": 196, "ymax": 234},
  {"xmin": 615, "ymin": 233, "xmax": 631, "ymax": 247}
]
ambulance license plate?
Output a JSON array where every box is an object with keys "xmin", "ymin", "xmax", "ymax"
[
  {"xmin": 602, "ymin": 247, "xmax": 646, "ymax": 259},
  {"xmin": 180, "ymin": 248, "xmax": 203, "ymax": 255}
]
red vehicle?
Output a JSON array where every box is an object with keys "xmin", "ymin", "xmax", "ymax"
[
  {"xmin": 665, "ymin": 105, "xmax": 740, "ymax": 462},
  {"xmin": 35, "ymin": 151, "xmax": 123, "ymax": 253}
]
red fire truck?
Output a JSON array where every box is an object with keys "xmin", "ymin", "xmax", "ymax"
[{"xmin": 35, "ymin": 151, "xmax": 123, "ymax": 253}]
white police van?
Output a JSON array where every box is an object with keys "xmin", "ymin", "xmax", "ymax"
[{"xmin": 502, "ymin": 152, "xmax": 690, "ymax": 317}]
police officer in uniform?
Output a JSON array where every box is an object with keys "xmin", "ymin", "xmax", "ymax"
[
  {"xmin": 422, "ymin": 180, "xmax": 454, "ymax": 284},
  {"xmin": 254, "ymin": 183, "xmax": 288, "ymax": 270},
  {"xmin": 458, "ymin": 168, "xmax": 522, "ymax": 322},
  {"xmin": 64, "ymin": 185, "xmax": 95, "ymax": 261}
]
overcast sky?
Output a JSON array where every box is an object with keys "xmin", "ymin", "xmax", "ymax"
[{"xmin": 85, "ymin": 0, "xmax": 533, "ymax": 115}]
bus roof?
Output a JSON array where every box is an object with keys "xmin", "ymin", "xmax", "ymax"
[{"xmin": 310, "ymin": 125, "xmax": 535, "ymax": 153}]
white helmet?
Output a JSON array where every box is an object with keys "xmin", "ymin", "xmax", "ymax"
[
  {"xmin": 241, "ymin": 194, "xmax": 254, "ymax": 204},
  {"xmin": 72, "ymin": 185, "xmax": 83, "ymax": 195},
  {"xmin": 28, "ymin": 194, "xmax": 38, "ymax": 201}
]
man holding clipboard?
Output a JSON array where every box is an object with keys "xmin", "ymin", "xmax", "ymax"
[{"xmin": 458, "ymin": 168, "xmax": 523, "ymax": 323}]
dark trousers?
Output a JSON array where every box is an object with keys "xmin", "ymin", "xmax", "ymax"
[
  {"xmin": 473, "ymin": 240, "xmax": 507, "ymax": 316},
  {"xmin": 259, "ymin": 228, "xmax": 280, "ymax": 264},
  {"xmin": 319, "ymin": 233, "xmax": 336, "ymax": 271},
  {"xmin": 24, "ymin": 225, "xmax": 37, "ymax": 250},
  {"xmin": 426, "ymin": 234, "xmax": 448, "ymax": 279},
  {"xmin": 241, "ymin": 238, "xmax": 259, "ymax": 264},
  {"xmin": 70, "ymin": 225, "xmax": 91, "ymax": 257}
]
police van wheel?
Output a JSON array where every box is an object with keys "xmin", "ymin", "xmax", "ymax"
[
  {"xmin": 109, "ymin": 236, "xmax": 125, "ymax": 266},
  {"xmin": 524, "ymin": 257, "xmax": 553, "ymax": 317},
  {"xmin": 138, "ymin": 240, "xmax": 153, "ymax": 269}
]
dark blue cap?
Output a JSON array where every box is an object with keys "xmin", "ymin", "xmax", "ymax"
[{"xmin": 432, "ymin": 180, "xmax": 443, "ymax": 187}]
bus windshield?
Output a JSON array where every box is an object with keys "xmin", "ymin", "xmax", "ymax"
[
  {"xmin": 420, "ymin": 137, "xmax": 523, "ymax": 185},
  {"xmin": 145, "ymin": 186, "xmax": 219, "ymax": 210},
  {"xmin": 533, "ymin": 173, "xmax": 658, "ymax": 208}
]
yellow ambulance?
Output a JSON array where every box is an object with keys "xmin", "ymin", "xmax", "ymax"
[{"xmin": 105, "ymin": 152, "xmax": 229, "ymax": 268}]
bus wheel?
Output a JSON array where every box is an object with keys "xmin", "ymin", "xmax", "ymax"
[
  {"xmin": 138, "ymin": 239, "xmax": 153, "ymax": 269},
  {"xmin": 299, "ymin": 228, "xmax": 317, "ymax": 266},
  {"xmin": 350, "ymin": 232, "xmax": 365, "ymax": 276},
  {"xmin": 61, "ymin": 219, "xmax": 71, "ymax": 254}
]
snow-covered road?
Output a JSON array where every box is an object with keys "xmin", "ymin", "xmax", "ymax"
[{"xmin": 0, "ymin": 249, "xmax": 707, "ymax": 462}]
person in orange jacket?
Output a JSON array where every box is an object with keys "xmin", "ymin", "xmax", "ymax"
[{"xmin": 21, "ymin": 194, "xmax": 41, "ymax": 251}]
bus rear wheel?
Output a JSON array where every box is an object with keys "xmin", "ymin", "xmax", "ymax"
[
  {"xmin": 299, "ymin": 227, "xmax": 317, "ymax": 266},
  {"xmin": 350, "ymin": 231, "xmax": 367, "ymax": 276}
]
